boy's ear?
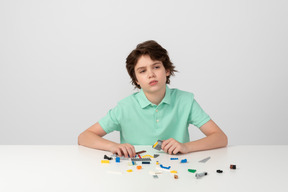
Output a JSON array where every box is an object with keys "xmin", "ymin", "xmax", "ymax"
[
  {"xmin": 135, "ymin": 78, "xmax": 140, "ymax": 85},
  {"xmin": 166, "ymin": 69, "xmax": 170, "ymax": 76}
]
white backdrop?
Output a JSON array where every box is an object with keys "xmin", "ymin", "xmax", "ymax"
[{"xmin": 1, "ymin": 0, "xmax": 287, "ymax": 145}]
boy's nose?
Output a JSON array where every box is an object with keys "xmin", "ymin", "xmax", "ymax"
[{"xmin": 147, "ymin": 70, "xmax": 156, "ymax": 78}]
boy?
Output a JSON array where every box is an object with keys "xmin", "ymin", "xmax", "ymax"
[{"xmin": 78, "ymin": 40, "xmax": 228, "ymax": 158}]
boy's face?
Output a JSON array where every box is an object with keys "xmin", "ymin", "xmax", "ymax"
[{"xmin": 134, "ymin": 55, "xmax": 170, "ymax": 94}]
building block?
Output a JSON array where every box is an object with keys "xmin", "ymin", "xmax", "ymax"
[
  {"xmin": 216, "ymin": 169, "xmax": 223, "ymax": 173},
  {"xmin": 154, "ymin": 154, "xmax": 160, "ymax": 158},
  {"xmin": 180, "ymin": 159, "xmax": 187, "ymax": 163},
  {"xmin": 142, "ymin": 155, "xmax": 153, "ymax": 158},
  {"xmin": 149, "ymin": 170, "xmax": 162, "ymax": 175},
  {"xmin": 152, "ymin": 140, "xmax": 163, "ymax": 151},
  {"xmin": 195, "ymin": 172, "xmax": 208, "ymax": 179},
  {"xmin": 101, "ymin": 160, "xmax": 109, "ymax": 164},
  {"xmin": 104, "ymin": 155, "xmax": 113, "ymax": 160},
  {"xmin": 230, "ymin": 164, "xmax": 237, "ymax": 169},
  {"xmin": 153, "ymin": 175, "xmax": 158, "ymax": 179},
  {"xmin": 135, "ymin": 150, "xmax": 146, "ymax": 155},
  {"xmin": 188, "ymin": 169, "xmax": 196, "ymax": 173},
  {"xmin": 160, "ymin": 164, "xmax": 171, "ymax": 169},
  {"xmin": 199, "ymin": 156, "xmax": 211, "ymax": 163},
  {"xmin": 131, "ymin": 158, "xmax": 151, "ymax": 161}
]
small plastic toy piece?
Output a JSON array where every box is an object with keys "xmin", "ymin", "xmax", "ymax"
[
  {"xmin": 195, "ymin": 172, "xmax": 208, "ymax": 179},
  {"xmin": 131, "ymin": 158, "xmax": 151, "ymax": 161},
  {"xmin": 170, "ymin": 158, "xmax": 178, "ymax": 160},
  {"xmin": 170, "ymin": 170, "xmax": 177, "ymax": 174},
  {"xmin": 153, "ymin": 175, "xmax": 158, "ymax": 179},
  {"xmin": 149, "ymin": 170, "xmax": 162, "ymax": 175},
  {"xmin": 101, "ymin": 160, "xmax": 109, "ymax": 164},
  {"xmin": 152, "ymin": 140, "xmax": 163, "ymax": 151},
  {"xmin": 104, "ymin": 155, "xmax": 113, "ymax": 160},
  {"xmin": 115, "ymin": 157, "xmax": 120, "ymax": 163},
  {"xmin": 127, "ymin": 169, "xmax": 133, "ymax": 172},
  {"xmin": 230, "ymin": 164, "xmax": 237, "ymax": 169},
  {"xmin": 180, "ymin": 159, "xmax": 187, "ymax": 163},
  {"xmin": 142, "ymin": 155, "xmax": 153, "ymax": 158},
  {"xmin": 160, "ymin": 164, "xmax": 171, "ymax": 169},
  {"xmin": 136, "ymin": 166, "xmax": 142, "ymax": 170},
  {"xmin": 136, "ymin": 150, "xmax": 146, "ymax": 155},
  {"xmin": 216, "ymin": 169, "xmax": 223, "ymax": 173},
  {"xmin": 154, "ymin": 154, "xmax": 160, "ymax": 158},
  {"xmin": 156, "ymin": 161, "xmax": 159, "ymax": 165},
  {"xmin": 188, "ymin": 169, "xmax": 196, "ymax": 173},
  {"xmin": 138, "ymin": 154, "xmax": 142, "ymax": 159},
  {"xmin": 199, "ymin": 156, "xmax": 211, "ymax": 163},
  {"xmin": 128, "ymin": 161, "xmax": 137, "ymax": 166},
  {"xmin": 142, "ymin": 161, "xmax": 150, "ymax": 164},
  {"xmin": 174, "ymin": 175, "xmax": 178, "ymax": 179}
]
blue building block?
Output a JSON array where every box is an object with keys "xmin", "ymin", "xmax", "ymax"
[
  {"xmin": 115, "ymin": 157, "xmax": 120, "ymax": 163},
  {"xmin": 160, "ymin": 164, "xmax": 171, "ymax": 169},
  {"xmin": 180, "ymin": 159, "xmax": 187, "ymax": 163}
]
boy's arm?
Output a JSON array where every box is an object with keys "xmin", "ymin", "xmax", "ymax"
[
  {"xmin": 162, "ymin": 120, "xmax": 228, "ymax": 154},
  {"xmin": 185, "ymin": 119, "xmax": 228, "ymax": 152},
  {"xmin": 78, "ymin": 122, "xmax": 135, "ymax": 158}
]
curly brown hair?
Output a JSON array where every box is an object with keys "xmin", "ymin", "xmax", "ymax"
[{"xmin": 126, "ymin": 40, "xmax": 177, "ymax": 89}]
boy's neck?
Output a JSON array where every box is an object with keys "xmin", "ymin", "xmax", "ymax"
[{"xmin": 144, "ymin": 86, "xmax": 166, "ymax": 106}]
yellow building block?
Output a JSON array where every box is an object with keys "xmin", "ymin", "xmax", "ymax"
[
  {"xmin": 153, "ymin": 142, "xmax": 158, "ymax": 148},
  {"xmin": 101, "ymin": 160, "xmax": 109, "ymax": 164},
  {"xmin": 142, "ymin": 155, "xmax": 153, "ymax": 158},
  {"xmin": 170, "ymin": 170, "xmax": 177, "ymax": 174},
  {"xmin": 127, "ymin": 169, "xmax": 133, "ymax": 172}
]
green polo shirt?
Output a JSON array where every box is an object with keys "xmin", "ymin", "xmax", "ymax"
[{"xmin": 99, "ymin": 86, "xmax": 210, "ymax": 145}]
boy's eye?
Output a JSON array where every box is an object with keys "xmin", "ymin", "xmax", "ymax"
[{"xmin": 140, "ymin": 70, "xmax": 146, "ymax": 73}]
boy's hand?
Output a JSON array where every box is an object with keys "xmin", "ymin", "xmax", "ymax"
[
  {"xmin": 110, "ymin": 143, "xmax": 136, "ymax": 158},
  {"xmin": 162, "ymin": 138, "xmax": 188, "ymax": 155}
]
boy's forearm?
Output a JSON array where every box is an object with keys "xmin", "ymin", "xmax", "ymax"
[
  {"xmin": 78, "ymin": 131, "xmax": 117, "ymax": 152},
  {"xmin": 185, "ymin": 132, "xmax": 228, "ymax": 153}
]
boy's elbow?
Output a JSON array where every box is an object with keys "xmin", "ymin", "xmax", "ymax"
[
  {"xmin": 78, "ymin": 132, "xmax": 85, "ymax": 146},
  {"xmin": 222, "ymin": 133, "xmax": 228, "ymax": 147}
]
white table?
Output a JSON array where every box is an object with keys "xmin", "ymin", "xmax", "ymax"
[{"xmin": 0, "ymin": 145, "xmax": 287, "ymax": 192}]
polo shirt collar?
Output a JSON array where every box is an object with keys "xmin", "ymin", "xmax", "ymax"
[
  {"xmin": 136, "ymin": 85, "xmax": 171, "ymax": 108},
  {"xmin": 161, "ymin": 85, "xmax": 171, "ymax": 105}
]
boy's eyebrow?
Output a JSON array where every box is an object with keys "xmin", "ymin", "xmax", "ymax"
[{"xmin": 136, "ymin": 62, "xmax": 161, "ymax": 71}]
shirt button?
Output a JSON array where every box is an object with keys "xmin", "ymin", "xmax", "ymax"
[{"xmin": 156, "ymin": 120, "xmax": 159, "ymax": 123}]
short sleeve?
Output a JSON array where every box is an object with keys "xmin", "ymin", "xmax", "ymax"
[
  {"xmin": 98, "ymin": 105, "xmax": 121, "ymax": 134},
  {"xmin": 188, "ymin": 99, "xmax": 211, "ymax": 128}
]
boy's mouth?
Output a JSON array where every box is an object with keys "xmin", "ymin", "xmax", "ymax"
[{"xmin": 149, "ymin": 80, "xmax": 158, "ymax": 86}]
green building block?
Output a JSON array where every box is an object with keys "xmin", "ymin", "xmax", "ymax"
[{"xmin": 188, "ymin": 169, "xmax": 197, "ymax": 173}]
